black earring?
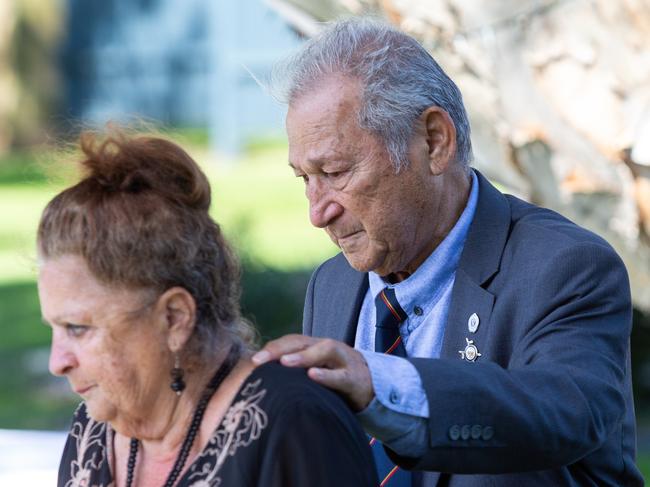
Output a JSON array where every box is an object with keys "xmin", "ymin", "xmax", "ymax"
[{"xmin": 170, "ymin": 354, "xmax": 186, "ymax": 395}]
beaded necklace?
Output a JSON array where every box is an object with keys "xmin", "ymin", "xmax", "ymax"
[{"xmin": 125, "ymin": 346, "xmax": 240, "ymax": 487}]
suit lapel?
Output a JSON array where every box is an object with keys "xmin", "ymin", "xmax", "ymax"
[
  {"xmin": 315, "ymin": 254, "xmax": 369, "ymax": 346},
  {"xmin": 441, "ymin": 269, "xmax": 495, "ymax": 359},
  {"xmin": 441, "ymin": 171, "xmax": 510, "ymax": 360}
]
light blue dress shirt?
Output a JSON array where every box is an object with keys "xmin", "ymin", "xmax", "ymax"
[{"xmin": 355, "ymin": 170, "xmax": 479, "ymax": 456}]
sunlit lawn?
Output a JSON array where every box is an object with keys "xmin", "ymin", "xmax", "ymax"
[
  {"xmin": 0, "ymin": 186, "xmax": 60, "ymax": 283},
  {"xmin": 639, "ymin": 453, "xmax": 650, "ymax": 481},
  {"xmin": 0, "ymin": 141, "xmax": 336, "ymax": 285}
]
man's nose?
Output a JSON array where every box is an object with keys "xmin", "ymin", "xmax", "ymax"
[
  {"xmin": 49, "ymin": 333, "xmax": 77, "ymax": 377},
  {"xmin": 306, "ymin": 179, "xmax": 343, "ymax": 228}
]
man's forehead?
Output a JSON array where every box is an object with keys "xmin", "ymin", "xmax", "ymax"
[
  {"xmin": 287, "ymin": 76, "xmax": 362, "ymax": 123},
  {"xmin": 285, "ymin": 76, "xmax": 373, "ymax": 172}
]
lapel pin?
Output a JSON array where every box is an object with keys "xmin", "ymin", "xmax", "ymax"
[
  {"xmin": 459, "ymin": 338, "xmax": 482, "ymax": 362},
  {"xmin": 468, "ymin": 313, "xmax": 480, "ymax": 333}
]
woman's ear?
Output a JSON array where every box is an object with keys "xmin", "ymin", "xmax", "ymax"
[
  {"xmin": 421, "ymin": 106, "xmax": 458, "ymax": 175},
  {"xmin": 155, "ymin": 287, "xmax": 197, "ymax": 352}
]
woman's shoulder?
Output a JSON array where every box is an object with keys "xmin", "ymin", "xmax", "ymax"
[
  {"xmin": 186, "ymin": 361, "xmax": 377, "ymax": 487},
  {"xmin": 250, "ymin": 361, "xmax": 326, "ymax": 394},
  {"xmin": 215, "ymin": 361, "xmax": 378, "ymax": 486},
  {"xmin": 246, "ymin": 361, "xmax": 351, "ymax": 416}
]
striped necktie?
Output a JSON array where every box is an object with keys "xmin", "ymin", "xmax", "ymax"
[{"xmin": 372, "ymin": 287, "xmax": 412, "ymax": 487}]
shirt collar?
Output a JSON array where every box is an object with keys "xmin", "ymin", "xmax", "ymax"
[{"xmin": 369, "ymin": 170, "xmax": 479, "ymax": 309}]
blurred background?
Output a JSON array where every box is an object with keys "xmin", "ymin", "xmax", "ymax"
[{"xmin": 0, "ymin": 0, "xmax": 649, "ymax": 483}]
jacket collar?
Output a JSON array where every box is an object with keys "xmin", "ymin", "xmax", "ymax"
[
  {"xmin": 437, "ymin": 170, "xmax": 511, "ymax": 359},
  {"xmin": 457, "ymin": 170, "xmax": 511, "ymax": 285}
]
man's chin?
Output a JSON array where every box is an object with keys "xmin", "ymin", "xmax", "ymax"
[{"xmin": 341, "ymin": 249, "xmax": 386, "ymax": 274}]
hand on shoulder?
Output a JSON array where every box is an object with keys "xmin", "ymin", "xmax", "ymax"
[{"xmin": 252, "ymin": 334, "xmax": 374, "ymax": 411}]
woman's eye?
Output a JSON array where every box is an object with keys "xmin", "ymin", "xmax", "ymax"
[{"xmin": 65, "ymin": 324, "xmax": 88, "ymax": 338}]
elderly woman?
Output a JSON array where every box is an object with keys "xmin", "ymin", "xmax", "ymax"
[{"xmin": 37, "ymin": 132, "xmax": 378, "ymax": 487}]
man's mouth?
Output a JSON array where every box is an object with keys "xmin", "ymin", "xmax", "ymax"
[
  {"xmin": 333, "ymin": 229, "xmax": 361, "ymax": 240},
  {"xmin": 336, "ymin": 231, "xmax": 365, "ymax": 249}
]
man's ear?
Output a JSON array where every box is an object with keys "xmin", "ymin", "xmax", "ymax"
[
  {"xmin": 155, "ymin": 287, "xmax": 197, "ymax": 352},
  {"xmin": 421, "ymin": 106, "xmax": 457, "ymax": 175}
]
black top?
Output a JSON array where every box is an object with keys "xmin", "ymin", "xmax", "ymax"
[{"xmin": 57, "ymin": 362, "xmax": 378, "ymax": 486}]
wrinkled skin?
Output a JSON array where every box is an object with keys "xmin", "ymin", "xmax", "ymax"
[
  {"xmin": 40, "ymin": 254, "xmax": 174, "ymax": 431},
  {"xmin": 286, "ymin": 75, "xmax": 459, "ymax": 279},
  {"xmin": 39, "ymin": 254, "xmax": 253, "ymax": 485},
  {"xmin": 255, "ymin": 75, "xmax": 471, "ymax": 410}
]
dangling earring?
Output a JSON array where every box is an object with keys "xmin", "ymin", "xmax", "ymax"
[{"xmin": 170, "ymin": 353, "xmax": 186, "ymax": 395}]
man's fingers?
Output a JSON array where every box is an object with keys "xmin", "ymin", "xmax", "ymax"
[
  {"xmin": 281, "ymin": 338, "xmax": 344, "ymax": 368},
  {"xmin": 252, "ymin": 336, "xmax": 374, "ymax": 410},
  {"xmin": 308, "ymin": 366, "xmax": 349, "ymax": 388},
  {"xmin": 307, "ymin": 354, "xmax": 374, "ymax": 411},
  {"xmin": 251, "ymin": 334, "xmax": 315, "ymax": 365}
]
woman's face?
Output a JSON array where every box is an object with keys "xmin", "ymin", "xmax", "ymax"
[{"xmin": 38, "ymin": 254, "xmax": 172, "ymax": 429}]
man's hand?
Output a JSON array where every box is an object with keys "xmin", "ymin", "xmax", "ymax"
[{"xmin": 252, "ymin": 334, "xmax": 374, "ymax": 411}]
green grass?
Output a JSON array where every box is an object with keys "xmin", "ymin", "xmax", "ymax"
[
  {"xmin": 0, "ymin": 281, "xmax": 78, "ymax": 429},
  {"xmin": 0, "ymin": 142, "xmax": 336, "ymax": 285},
  {"xmin": 0, "ymin": 186, "xmax": 60, "ymax": 283},
  {"xmin": 0, "ymin": 281, "xmax": 49, "ymax": 351},
  {"xmin": 0, "ymin": 151, "xmax": 52, "ymax": 185},
  {"xmin": 205, "ymin": 145, "xmax": 337, "ymax": 269},
  {"xmin": 638, "ymin": 452, "xmax": 650, "ymax": 481}
]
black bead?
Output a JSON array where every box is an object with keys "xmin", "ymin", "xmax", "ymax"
[
  {"xmin": 125, "ymin": 438, "xmax": 139, "ymax": 487},
  {"xmin": 170, "ymin": 367, "xmax": 186, "ymax": 393},
  {"xmin": 170, "ymin": 377, "xmax": 186, "ymax": 393}
]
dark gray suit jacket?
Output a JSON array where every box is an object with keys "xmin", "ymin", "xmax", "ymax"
[{"xmin": 302, "ymin": 171, "xmax": 643, "ymax": 486}]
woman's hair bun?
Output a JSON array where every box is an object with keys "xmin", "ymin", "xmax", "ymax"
[
  {"xmin": 38, "ymin": 126, "xmax": 255, "ymax": 358},
  {"xmin": 78, "ymin": 129, "xmax": 211, "ymax": 211}
]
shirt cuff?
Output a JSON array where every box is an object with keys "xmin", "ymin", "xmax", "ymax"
[
  {"xmin": 360, "ymin": 350, "xmax": 429, "ymax": 417},
  {"xmin": 356, "ymin": 396, "xmax": 428, "ymax": 457}
]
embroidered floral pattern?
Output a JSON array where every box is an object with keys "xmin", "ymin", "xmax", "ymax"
[
  {"xmin": 187, "ymin": 379, "xmax": 268, "ymax": 486},
  {"xmin": 65, "ymin": 404, "xmax": 108, "ymax": 487},
  {"xmin": 60, "ymin": 379, "xmax": 268, "ymax": 487}
]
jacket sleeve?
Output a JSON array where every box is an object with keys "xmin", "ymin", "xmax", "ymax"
[{"xmin": 389, "ymin": 240, "xmax": 632, "ymax": 474}]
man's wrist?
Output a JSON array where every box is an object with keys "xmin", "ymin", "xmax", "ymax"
[{"xmin": 359, "ymin": 350, "xmax": 429, "ymax": 417}]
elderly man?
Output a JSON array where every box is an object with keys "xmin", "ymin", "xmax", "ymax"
[{"xmin": 252, "ymin": 18, "xmax": 642, "ymax": 486}]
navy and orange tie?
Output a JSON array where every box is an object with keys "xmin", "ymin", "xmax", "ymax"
[{"xmin": 371, "ymin": 288, "xmax": 412, "ymax": 486}]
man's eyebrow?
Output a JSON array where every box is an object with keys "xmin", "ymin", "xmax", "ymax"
[
  {"xmin": 288, "ymin": 155, "xmax": 333, "ymax": 170},
  {"xmin": 288, "ymin": 162, "xmax": 307, "ymax": 173}
]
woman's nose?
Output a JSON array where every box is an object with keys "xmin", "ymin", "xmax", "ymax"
[{"xmin": 48, "ymin": 333, "xmax": 78, "ymax": 376}]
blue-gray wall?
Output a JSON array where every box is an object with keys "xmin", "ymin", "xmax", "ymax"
[{"xmin": 62, "ymin": 0, "xmax": 302, "ymax": 154}]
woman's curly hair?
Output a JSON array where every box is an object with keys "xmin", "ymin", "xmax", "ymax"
[{"xmin": 37, "ymin": 129, "xmax": 258, "ymax": 359}]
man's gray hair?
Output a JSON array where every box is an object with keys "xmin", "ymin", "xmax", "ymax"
[{"xmin": 273, "ymin": 17, "xmax": 473, "ymax": 171}]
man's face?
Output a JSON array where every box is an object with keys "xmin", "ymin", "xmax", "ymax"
[{"xmin": 286, "ymin": 76, "xmax": 440, "ymax": 277}]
